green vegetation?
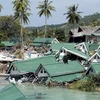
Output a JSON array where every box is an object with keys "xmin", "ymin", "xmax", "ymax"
[
  {"xmin": 64, "ymin": 4, "xmax": 82, "ymax": 31},
  {"xmin": 0, "ymin": 4, "xmax": 3, "ymax": 12},
  {"xmin": 27, "ymin": 13, "xmax": 100, "ymax": 42},
  {"xmin": 0, "ymin": 42, "xmax": 5, "ymax": 47},
  {"xmin": 0, "ymin": 1, "xmax": 100, "ymax": 43},
  {"xmin": 68, "ymin": 73, "xmax": 100, "ymax": 92},
  {"xmin": 0, "ymin": 16, "xmax": 21, "ymax": 41},
  {"xmin": 81, "ymin": 12, "xmax": 100, "ymax": 26},
  {"xmin": 37, "ymin": 0, "xmax": 55, "ymax": 43},
  {"xmin": 27, "ymin": 13, "xmax": 100, "ymax": 31},
  {"xmin": 12, "ymin": 0, "xmax": 31, "ymax": 45}
]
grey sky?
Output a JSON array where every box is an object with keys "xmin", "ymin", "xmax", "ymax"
[{"xmin": 0, "ymin": 0, "xmax": 100, "ymax": 27}]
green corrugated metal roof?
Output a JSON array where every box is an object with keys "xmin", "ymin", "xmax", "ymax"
[
  {"xmin": 51, "ymin": 43, "xmax": 76, "ymax": 51},
  {"xmin": 64, "ymin": 48, "xmax": 90, "ymax": 59},
  {"xmin": 33, "ymin": 38, "xmax": 55, "ymax": 43},
  {"xmin": 85, "ymin": 43, "xmax": 99, "ymax": 52},
  {"xmin": 0, "ymin": 84, "xmax": 26, "ymax": 100},
  {"xmin": 51, "ymin": 73, "xmax": 82, "ymax": 82},
  {"xmin": 31, "ymin": 43, "xmax": 42, "ymax": 46},
  {"xmin": 63, "ymin": 43, "xmax": 90, "ymax": 59},
  {"xmin": 12, "ymin": 55, "xmax": 57, "ymax": 73},
  {"xmin": 97, "ymin": 50, "xmax": 100, "ymax": 55},
  {"xmin": 51, "ymin": 43, "xmax": 90, "ymax": 59},
  {"xmin": 1, "ymin": 41, "xmax": 15, "ymax": 47},
  {"xmin": 91, "ymin": 63, "xmax": 100, "ymax": 74},
  {"xmin": 42, "ymin": 60, "xmax": 85, "ymax": 76}
]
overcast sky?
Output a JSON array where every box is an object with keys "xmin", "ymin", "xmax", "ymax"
[{"xmin": 0, "ymin": 0, "xmax": 100, "ymax": 27}]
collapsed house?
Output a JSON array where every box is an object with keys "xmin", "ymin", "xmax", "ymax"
[
  {"xmin": 74, "ymin": 42, "xmax": 100, "ymax": 63},
  {"xmin": 68, "ymin": 26, "xmax": 100, "ymax": 43},
  {"xmin": 51, "ymin": 43, "xmax": 76, "ymax": 54},
  {"xmin": 51, "ymin": 43, "xmax": 90, "ymax": 65},
  {"xmin": 51, "ymin": 42, "xmax": 100, "ymax": 64},
  {"xmin": 6, "ymin": 54, "xmax": 87, "ymax": 84},
  {"xmin": 86, "ymin": 62, "xmax": 100, "ymax": 75},
  {"xmin": 88, "ymin": 50, "xmax": 100, "ymax": 63},
  {"xmin": 74, "ymin": 42, "xmax": 99, "ymax": 54},
  {"xmin": 6, "ymin": 55, "xmax": 58, "ymax": 82},
  {"xmin": 5, "ymin": 41, "xmax": 100, "ymax": 84},
  {"xmin": 34, "ymin": 61, "xmax": 86, "ymax": 84}
]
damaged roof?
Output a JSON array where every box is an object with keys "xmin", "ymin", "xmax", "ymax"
[
  {"xmin": 91, "ymin": 63, "xmax": 100, "ymax": 74},
  {"xmin": 70, "ymin": 26, "xmax": 100, "ymax": 37},
  {"xmin": 50, "ymin": 73, "xmax": 83, "ymax": 83},
  {"xmin": 51, "ymin": 43, "xmax": 90, "ymax": 60},
  {"xmin": 84, "ymin": 43, "xmax": 99, "ymax": 52},
  {"xmin": 41, "ymin": 60, "xmax": 85, "ymax": 77},
  {"xmin": 51, "ymin": 43, "xmax": 76, "ymax": 51},
  {"xmin": 0, "ymin": 84, "xmax": 26, "ymax": 100},
  {"xmin": 8, "ymin": 55, "xmax": 57, "ymax": 73}
]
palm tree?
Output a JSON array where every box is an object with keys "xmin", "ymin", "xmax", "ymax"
[
  {"xmin": 37, "ymin": 0, "xmax": 55, "ymax": 45},
  {"xmin": 12, "ymin": 0, "xmax": 31, "ymax": 46},
  {"xmin": 0, "ymin": 4, "xmax": 3, "ymax": 13},
  {"xmin": 64, "ymin": 4, "xmax": 82, "ymax": 42}
]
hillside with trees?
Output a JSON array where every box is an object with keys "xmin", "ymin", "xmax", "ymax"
[
  {"xmin": 81, "ymin": 12, "xmax": 100, "ymax": 26},
  {"xmin": 27, "ymin": 13, "xmax": 100, "ymax": 30},
  {"xmin": 0, "ymin": 13, "xmax": 100, "ymax": 43},
  {"xmin": 26, "ymin": 13, "xmax": 100, "ymax": 42}
]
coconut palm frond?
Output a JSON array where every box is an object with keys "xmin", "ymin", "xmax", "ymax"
[
  {"xmin": 37, "ymin": 0, "xmax": 56, "ymax": 45},
  {"xmin": 64, "ymin": 4, "xmax": 82, "ymax": 24},
  {"xmin": 0, "ymin": 4, "xmax": 3, "ymax": 12}
]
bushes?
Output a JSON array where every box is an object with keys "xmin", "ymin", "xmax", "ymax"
[
  {"xmin": 90, "ymin": 73, "xmax": 100, "ymax": 87},
  {"xmin": 78, "ymin": 78, "xmax": 96, "ymax": 91},
  {"xmin": 0, "ymin": 43, "xmax": 5, "ymax": 47},
  {"xmin": 68, "ymin": 73, "xmax": 100, "ymax": 92}
]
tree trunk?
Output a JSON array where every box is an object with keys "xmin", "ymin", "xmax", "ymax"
[
  {"xmin": 20, "ymin": 23, "xmax": 24, "ymax": 59},
  {"xmin": 44, "ymin": 15, "xmax": 47, "ymax": 46},
  {"xmin": 20, "ymin": 23, "xmax": 23, "ymax": 47},
  {"xmin": 73, "ymin": 23, "xmax": 75, "ymax": 43}
]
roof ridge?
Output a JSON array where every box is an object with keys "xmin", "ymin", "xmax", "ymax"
[{"xmin": 13, "ymin": 55, "xmax": 55, "ymax": 64}]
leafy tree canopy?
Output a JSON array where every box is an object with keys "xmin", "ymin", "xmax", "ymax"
[{"xmin": 0, "ymin": 15, "xmax": 21, "ymax": 42}]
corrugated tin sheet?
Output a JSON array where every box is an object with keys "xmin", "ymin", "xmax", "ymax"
[
  {"xmin": 51, "ymin": 43, "xmax": 90, "ymax": 60},
  {"xmin": 51, "ymin": 43, "xmax": 76, "ymax": 51},
  {"xmin": 42, "ymin": 61, "xmax": 85, "ymax": 76},
  {"xmin": 51, "ymin": 73, "xmax": 82, "ymax": 82},
  {"xmin": 0, "ymin": 84, "xmax": 26, "ymax": 100},
  {"xmin": 33, "ymin": 38, "xmax": 54, "ymax": 43},
  {"xmin": 11, "ymin": 55, "xmax": 57, "ymax": 72},
  {"xmin": 91, "ymin": 63, "xmax": 100, "ymax": 74},
  {"xmin": 1, "ymin": 41, "xmax": 15, "ymax": 47}
]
